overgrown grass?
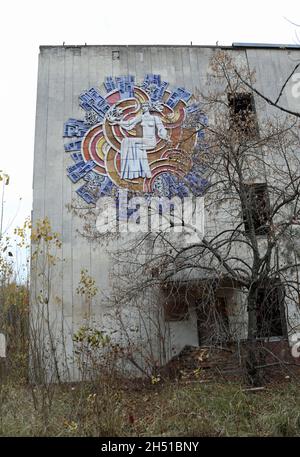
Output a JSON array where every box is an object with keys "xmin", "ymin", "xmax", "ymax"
[{"xmin": 0, "ymin": 379, "xmax": 299, "ymax": 437}]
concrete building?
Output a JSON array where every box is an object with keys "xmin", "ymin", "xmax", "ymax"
[{"xmin": 31, "ymin": 44, "xmax": 300, "ymax": 380}]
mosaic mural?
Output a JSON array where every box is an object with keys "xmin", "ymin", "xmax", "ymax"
[{"xmin": 63, "ymin": 74, "xmax": 208, "ymax": 204}]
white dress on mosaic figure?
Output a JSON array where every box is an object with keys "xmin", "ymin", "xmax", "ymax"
[{"xmin": 118, "ymin": 110, "xmax": 168, "ymax": 180}]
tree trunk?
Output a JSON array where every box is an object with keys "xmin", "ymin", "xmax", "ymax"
[{"xmin": 246, "ymin": 289, "xmax": 263, "ymax": 386}]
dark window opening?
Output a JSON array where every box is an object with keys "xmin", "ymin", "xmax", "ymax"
[
  {"xmin": 256, "ymin": 283, "xmax": 287, "ymax": 338},
  {"xmin": 162, "ymin": 285, "xmax": 189, "ymax": 321},
  {"xmin": 242, "ymin": 183, "xmax": 270, "ymax": 235},
  {"xmin": 195, "ymin": 293, "xmax": 231, "ymax": 345},
  {"xmin": 112, "ymin": 50, "xmax": 120, "ymax": 60},
  {"xmin": 228, "ymin": 92, "xmax": 258, "ymax": 136}
]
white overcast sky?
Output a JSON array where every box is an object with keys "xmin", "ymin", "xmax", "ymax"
[{"xmin": 0, "ymin": 0, "xmax": 299, "ymax": 236}]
